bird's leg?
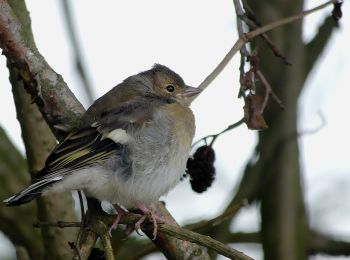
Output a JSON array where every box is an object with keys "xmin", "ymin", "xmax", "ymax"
[
  {"xmin": 109, "ymin": 204, "xmax": 128, "ymax": 235},
  {"xmin": 134, "ymin": 204, "xmax": 161, "ymax": 239}
]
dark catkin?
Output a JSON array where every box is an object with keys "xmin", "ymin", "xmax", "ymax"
[
  {"xmin": 186, "ymin": 145, "xmax": 216, "ymax": 193},
  {"xmin": 88, "ymin": 248, "xmax": 106, "ymax": 260}
]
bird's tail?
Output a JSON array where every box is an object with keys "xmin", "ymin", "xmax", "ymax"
[{"xmin": 3, "ymin": 176, "xmax": 61, "ymax": 207}]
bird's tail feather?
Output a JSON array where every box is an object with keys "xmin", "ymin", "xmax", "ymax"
[{"xmin": 3, "ymin": 177, "xmax": 61, "ymax": 207}]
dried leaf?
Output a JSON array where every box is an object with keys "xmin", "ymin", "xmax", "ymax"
[{"xmin": 243, "ymin": 94, "xmax": 268, "ymax": 130}]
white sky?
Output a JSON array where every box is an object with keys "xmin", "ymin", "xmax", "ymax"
[{"xmin": 0, "ymin": 1, "xmax": 349, "ymax": 259}]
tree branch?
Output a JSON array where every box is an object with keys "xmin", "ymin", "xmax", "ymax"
[
  {"xmin": 10, "ymin": 64, "xmax": 78, "ymax": 260},
  {"xmin": 0, "ymin": 0, "xmax": 85, "ymax": 137},
  {"xmin": 193, "ymin": 0, "xmax": 338, "ymax": 98},
  {"xmin": 34, "ymin": 206, "xmax": 254, "ymax": 260},
  {"xmin": 60, "ymin": 0, "xmax": 95, "ymax": 103},
  {"xmin": 158, "ymin": 223, "xmax": 253, "ymax": 260},
  {"xmin": 304, "ymin": 15, "xmax": 338, "ymax": 81},
  {"xmin": 185, "ymin": 200, "xmax": 247, "ymax": 232},
  {"xmin": 6, "ymin": 1, "xmax": 78, "ymax": 258},
  {"xmin": 309, "ymin": 231, "xmax": 350, "ymax": 256},
  {"xmin": 0, "ymin": 127, "xmax": 44, "ymax": 260},
  {"xmin": 142, "ymin": 202, "xmax": 211, "ymax": 259}
]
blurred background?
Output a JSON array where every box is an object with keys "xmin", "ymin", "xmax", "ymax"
[{"xmin": 0, "ymin": 0, "xmax": 349, "ymax": 259}]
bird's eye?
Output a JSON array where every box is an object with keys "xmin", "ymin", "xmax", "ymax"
[{"xmin": 166, "ymin": 84, "xmax": 175, "ymax": 93}]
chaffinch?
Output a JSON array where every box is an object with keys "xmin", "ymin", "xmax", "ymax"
[{"xmin": 4, "ymin": 64, "xmax": 200, "ymax": 236}]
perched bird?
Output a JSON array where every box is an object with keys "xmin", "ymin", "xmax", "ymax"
[{"xmin": 4, "ymin": 64, "xmax": 200, "ymax": 237}]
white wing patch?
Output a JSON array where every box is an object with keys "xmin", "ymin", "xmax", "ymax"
[{"xmin": 105, "ymin": 129, "xmax": 130, "ymax": 144}]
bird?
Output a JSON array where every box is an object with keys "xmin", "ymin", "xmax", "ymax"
[{"xmin": 4, "ymin": 64, "xmax": 200, "ymax": 237}]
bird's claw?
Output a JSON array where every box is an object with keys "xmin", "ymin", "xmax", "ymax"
[
  {"xmin": 133, "ymin": 207, "xmax": 160, "ymax": 240},
  {"xmin": 109, "ymin": 204, "xmax": 127, "ymax": 236},
  {"xmin": 109, "ymin": 204, "xmax": 161, "ymax": 239}
]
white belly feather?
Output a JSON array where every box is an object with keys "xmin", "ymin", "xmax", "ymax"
[{"xmin": 48, "ymin": 104, "xmax": 195, "ymax": 209}]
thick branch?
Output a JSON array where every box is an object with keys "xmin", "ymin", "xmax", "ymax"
[
  {"xmin": 35, "ymin": 206, "xmax": 253, "ymax": 260},
  {"xmin": 309, "ymin": 231, "xmax": 350, "ymax": 256},
  {"xmin": 0, "ymin": 127, "xmax": 44, "ymax": 260},
  {"xmin": 10, "ymin": 64, "xmax": 77, "ymax": 260},
  {"xmin": 227, "ymin": 232, "xmax": 261, "ymax": 244},
  {"xmin": 6, "ymin": 1, "xmax": 78, "ymax": 259},
  {"xmin": 304, "ymin": 15, "xmax": 338, "ymax": 81},
  {"xmin": 0, "ymin": 0, "xmax": 85, "ymax": 137},
  {"xmin": 143, "ymin": 202, "xmax": 211, "ymax": 259}
]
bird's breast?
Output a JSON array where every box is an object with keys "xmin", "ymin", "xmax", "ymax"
[{"xmin": 111, "ymin": 103, "xmax": 195, "ymax": 207}]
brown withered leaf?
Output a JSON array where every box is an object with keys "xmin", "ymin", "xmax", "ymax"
[
  {"xmin": 239, "ymin": 69, "xmax": 255, "ymax": 98},
  {"xmin": 243, "ymin": 94, "xmax": 268, "ymax": 130}
]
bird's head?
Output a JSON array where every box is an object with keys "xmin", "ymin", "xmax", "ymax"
[{"xmin": 136, "ymin": 64, "xmax": 201, "ymax": 106}]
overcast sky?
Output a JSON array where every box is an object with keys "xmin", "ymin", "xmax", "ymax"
[{"xmin": 0, "ymin": 1, "xmax": 349, "ymax": 259}]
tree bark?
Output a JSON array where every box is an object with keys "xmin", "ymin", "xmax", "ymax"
[{"xmin": 239, "ymin": 1, "xmax": 337, "ymax": 259}]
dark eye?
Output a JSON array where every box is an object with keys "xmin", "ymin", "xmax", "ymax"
[{"xmin": 166, "ymin": 84, "xmax": 175, "ymax": 93}]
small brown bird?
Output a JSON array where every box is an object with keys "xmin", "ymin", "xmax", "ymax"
[{"xmin": 4, "ymin": 64, "xmax": 200, "ymax": 237}]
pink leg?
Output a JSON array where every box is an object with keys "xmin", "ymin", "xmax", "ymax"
[
  {"xmin": 109, "ymin": 204, "xmax": 128, "ymax": 235},
  {"xmin": 134, "ymin": 204, "xmax": 160, "ymax": 240}
]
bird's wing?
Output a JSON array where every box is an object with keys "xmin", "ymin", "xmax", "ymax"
[
  {"xmin": 4, "ymin": 95, "xmax": 171, "ymax": 206},
  {"xmin": 33, "ymin": 127, "xmax": 120, "ymax": 181},
  {"xmin": 34, "ymin": 99, "xmax": 160, "ymax": 181}
]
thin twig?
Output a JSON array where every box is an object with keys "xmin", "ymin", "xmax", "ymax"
[
  {"xmin": 209, "ymin": 118, "xmax": 245, "ymax": 147},
  {"xmin": 33, "ymin": 221, "xmax": 83, "ymax": 228},
  {"xmin": 245, "ymin": 0, "xmax": 337, "ymax": 40},
  {"xmin": 299, "ymin": 111, "xmax": 326, "ymax": 136},
  {"xmin": 194, "ymin": 0, "xmax": 337, "ymax": 97},
  {"xmin": 233, "ymin": 0, "xmax": 251, "ymax": 100},
  {"xmin": 256, "ymin": 70, "xmax": 284, "ymax": 110},
  {"xmin": 158, "ymin": 224, "xmax": 253, "ymax": 260},
  {"xmin": 186, "ymin": 199, "xmax": 248, "ymax": 231},
  {"xmin": 239, "ymin": 12, "xmax": 291, "ymax": 65},
  {"xmin": 61, "ymin": 0, "xmax": 95, "ymax": 103},
  {"xmin": 233, "ymin": 0, "xmax": 250, "ymax": 57},
  {"xmin": 192, "ymin": 118, "xmax": 245, "ymax": 148},
  {"xmin": 34, "ymin": 214, "xmax": 252, "ymax": 259}
]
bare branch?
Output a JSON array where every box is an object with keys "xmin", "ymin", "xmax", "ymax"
[
  {"xmin": 158, "ymin": 224, "xmax": 253, "ymax": 260},
  {"xmin": 60, "ymin": 0, "xmax": 95, "ymax": 103},
  {"xmin": 35, "ymin": 205, "xmax": 251, "ymax": 259},
  {"xmin": 309, "ymin": 231, "xmax": 350, "ymax": 256},
  {"xmin": 256, "ymin": 70, "xmax": 284, "ymax": 111},
  {"xmin": 192, "ymin": 118, "xmax": 245, "ymax": 148},
  {"xmin": 100, "ymin": 232, "xmax": 115, "ymax": 260},
  {"xmin": 186, "ymin": 200, "xmax": 248, "ymax": 231},
  {"xmin": 0, "ymin": 0, "xmax": 85, "ymax": 136},
  {"xmin": 304, "ymin": 15, "xmax": 338, "ymax": 81},
  {"xmin": 194, "ymin": 0, "xmax": 338, "ymax": 97},
  {"xmin": 0, "ymin": 127, "xmax": 44, "ymax": 260}
]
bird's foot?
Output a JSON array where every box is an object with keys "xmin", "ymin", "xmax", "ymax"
[
  {"xmin": 133, "ymin": 204, "xmax": 163, "ymax": 240},
  {"xmin": 109, "ymin": 204, "xmax": 128, "ymax": 236}
]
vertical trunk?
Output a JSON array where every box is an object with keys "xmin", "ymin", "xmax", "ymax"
[
  {"xmin": 7, "ymin": 2, "xmax": 78, "ymax": 258},
  {"xmin": 246, "ymin": 1, "xmax": 309, "ymax": 259}
]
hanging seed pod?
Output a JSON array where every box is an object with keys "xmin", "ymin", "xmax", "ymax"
[
  {"xmin": 88, "ymin": 248, "xmax": 105, "ymax": 260},
  {"xmin": 186, "ymin": 145, "xmax": 216, "ymax": 193}
]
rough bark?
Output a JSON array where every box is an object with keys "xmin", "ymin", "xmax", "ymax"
[
  {"xmin": 5, "ymin": 1, "xmax": 78, "ymax": 259},
  {"xmin": 0, "ymin": 128, "xmax": 44, "ymax": 260},
  {"xmin": 237, "ymin": 1, "xmax": 338, "ymax": 259}
]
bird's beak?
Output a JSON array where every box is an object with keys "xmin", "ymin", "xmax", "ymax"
[{"xmin": 182, "ymin": 86, "xmax": 201, "ymax": 98}]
